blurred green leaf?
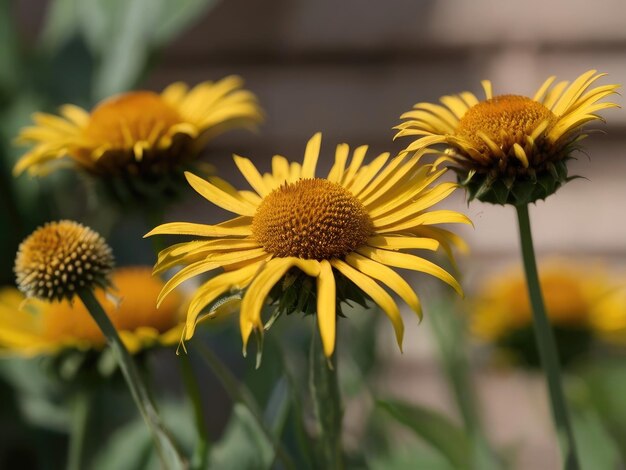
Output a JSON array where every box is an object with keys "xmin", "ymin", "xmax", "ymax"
[
  {"xmin": 92, "ymin": 401, "xmax": 195, "ymax": 470},
  {"xmin": 0, "ymin": 0, "xmax": 19, "ymax": 95},
  {"xmin": 377, "ymin": 398, "xmax": 471, "ymax": 470},
  {"xmin": 0, "ymin": 358, "xmax": 69, "ymax": 431},
  {"xmin": 573, "ymin": 408, "xmax": 623, "ymax": 470},
  {"xmin": 209, "ymin": 403, "xmax": 275, "ymax": 470},
  {"xmin": 76, "ymin": 0, "xmax": 219, "ymax": 98},
  {"xmin": 368, "ymin": 448, "xmax": 456, "ymax": 470},
  {"xmin": 40, "ymin": 0, "xmax": 82, "ymax": 53}
]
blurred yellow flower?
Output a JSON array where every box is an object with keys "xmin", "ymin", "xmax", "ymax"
[
  {"xmin": 396, "ymin": 70, "xmax": 619, "ymax": 205},
  {"xmin": 0, "ymin": 267, "xmax": 183, "ymax": 356},
  {"xmin": 14, "ymin": 76, "xmax": 262, "ymax": 178},
  {"xmin": 146, "ymin": 133, "xmax": 469, "ymax": 357},
  {"xmin": 471, "ymin": 260, "xmax": 626, "ymax": 363}
]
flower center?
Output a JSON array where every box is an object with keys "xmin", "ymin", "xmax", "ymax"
[
  {"xmin": 83, "ymin": 91, "xmax": 183, "ymax": 149},
  {"xmin": 15, "ymin": 221, "xmax": 114, "ymax": 302},
  {"xmin": 252, "ymin": 179, "xmax": 372, "ymax": 260},
  {"xmin": 455, "ymin": 95, "xmax": 556, "ymax": 151}
]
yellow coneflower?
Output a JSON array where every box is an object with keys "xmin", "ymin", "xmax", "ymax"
[
  {"xmin": 146, "ymin": 132, "xmax": 469, "ymax": 357},
  {"xmin": 14, "ymin": 76, "xmax": 262, "ymax": 179},
  {"xmin": 0, "ymin": 267, "xmax": 183, "ymax": 356},
  {"xmin": 396, "ymin": 70, "xmax": 619, "ymax": 205},
  {"xmin": 471, "ymin": 260, "xmax": 622, "ymax": 365}
]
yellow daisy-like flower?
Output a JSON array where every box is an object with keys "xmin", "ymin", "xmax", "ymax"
[
  {"xmin": 146, "ymin": 133, "xmax": 469, "ymax": 357},
  {"xmin": 396, "ymin": 70, "xmax": 619, "ymax": 205},
  {"xmin": 14, "ymin": 76, "xmax": 262, "ymax": 178},
  {"xmin": 0, "ymin": 267, "xmax": 183, "ymax": 356},
  {"xmin": 471, "ymin": 259, "xmax": 622, "ymax": 364}
]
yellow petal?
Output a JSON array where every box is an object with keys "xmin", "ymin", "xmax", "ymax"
[
  {"xmin": 145, "ymin": 221, "xmax": 252, "ymax": 238},
  {"xmin": 346, "ymin": 253, "xmax": 421, "ymax": 318},
  {"xmin": 316, "ymin": 260, "xmax": 337, "ymax": 357},
  {"xmin": 366, "ymin": 235, "xmax": 439, "ymax": 251},
  {"xmin": 357, "ymin": 246, "xmax": 462, "ymax": 296},
  {"xmin": 233, "ymin": 155, "xmax": 271, "ymax": 196},
  {"xmin": 185, "ymin": 172, "xmax": 257, "ymax": 216},
  {"xmin": 331, "ymin": 259, "xmax": 404, "ymax": 351},
  {"xmin": 301, "ymin": 132, "xmax": 322, "ymax": 179}
]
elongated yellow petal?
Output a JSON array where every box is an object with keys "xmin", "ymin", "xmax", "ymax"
[
  {"xmin": 145, "ymin": 221, "xmax": 251, "ymax": 238},
  {"xmin": 341, "ymin": 145, "xmax": 368, "ymax": 187},
  {"xmin": 331, "ymin": 259, "xmax": 404, "ymax": 351},
  {"xmin": 346, "ymin": 253, "xmax": 421, "ymax": 318},
  {"xmin": 272, "ymin": 155, "xmax": 290, "ymax": 183},
  {"xmin": 316, "ymin": 260, "xmax": 337, "ymax": 357},
  {"xmin": 186, "ymin": 261, "xmax": 265, "ymax": 339},
  {"xmin": 233, "ymin": 155, "xmax": 271, "ymax": 196},
  {"xmin": 366, "ymin": 235, "xmax": 439, "ymax": 251},
  {"xmin": 157, "ymin": 259, "xmax": 220, "ymax": 307},
  {"xmin": 357, "ymin": 246, "xmax": 462, "ymax": 295},
  {"xmin": 185, "ymin": 172, "xmax": 257, "ymax": 216},
  {"xmin": 347, "ymin": 152, "xmax": 390, "ymax": 195},
  {"xmin": 327, "ymin": 143, "xmax": 349, "ymax": 183},
  {"xmin": 301, "ymin": 132, "xmax": 322, "ymax": 179},
  {"xmin": 240, "ymin": 258, "xmax": 321, "ymax": 349}
]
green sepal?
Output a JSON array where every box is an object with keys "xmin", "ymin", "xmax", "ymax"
[{"xmin": 459, "ymin": 159, "xmax": 570, "ymax": 206}]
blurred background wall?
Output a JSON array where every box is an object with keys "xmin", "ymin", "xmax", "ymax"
[{"xmin": 10, "ymin": 1, "xmax": 626, "ymax": 468}]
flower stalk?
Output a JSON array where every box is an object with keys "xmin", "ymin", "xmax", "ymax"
[
  {"xmin": 67, "ymin": 389, "xmax": 90, "ymax": 470},
  {"xmin": 179, "ymin": 354, "xmax": 210, "ymax": 470},
  {"xmin": 309, "ymin": 322, "xmax": 343, "ymax": 470},
  {"xmin": 77, "ymin": 288, "xmax": 185, "ymax": 470},
  {"xmin": 516, "ymin": 204, "xmax": 579, "ymax": 470}
]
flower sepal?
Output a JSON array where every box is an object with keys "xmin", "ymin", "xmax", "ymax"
[{"xmin": 460, "ymin": 158, "xmax": 570, "ymax": 206}]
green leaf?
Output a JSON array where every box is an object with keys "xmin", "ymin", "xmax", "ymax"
[
  {"xmin": 74, "ymin": 0, "xmax": 220, "ymax": 98},
  {"xmin": 377, "ymin": 398, "xmax": 471, "ymax": 469},
  {"xmin": 573, "ymin": 408, "xmax": 623, "ymax": 470},
  {"xmin": 40, "ymin": 0, "xmax": 82, "ymax": 52},
  {"xmin": 209, "ymin": 403, "xmax": 275, "ymax": 470}
]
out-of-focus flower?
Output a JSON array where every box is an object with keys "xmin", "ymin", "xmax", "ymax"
[
  {"xmin": 471, "ymin": 260, "xmax": 624, "ymax": 366},
  {"xmin": 147, "ymin": 132, "xmax": 469, "ymax": 357},
  {"xmin": 15, "ymin": 220, "xmax": 114, "ymax": 302},
  {"xmin": 0, "ymin": 267, "xmax": 183, "ymax": 356},
  {"xmin": 14, "ymin": 76, "xmax": 262, "ymax": 200},
  {"xmin": 396, "ymin": 70, "xmax": 619, "ymax": 205}
]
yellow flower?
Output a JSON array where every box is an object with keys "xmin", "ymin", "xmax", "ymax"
[
  {"xmin": 396, "ymin": 70, "xmax": 619, "ymax": 205},
  {"xmin": 471, "ymin": 259, "xmax": 626, "ymax": 364},
  {"xmin": 146, "ymin": 133, "xmax": 469, "ymax": 357},
  {"xmin": 0, "ymin": 267, "xmax": 183, "ymax": 356},
  {"xmin": 14, "ymin": 76, "xmax": 262, "ymax": 178}
]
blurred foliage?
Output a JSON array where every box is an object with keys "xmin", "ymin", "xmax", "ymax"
[{"xmin": 0, "ymin": 0, "xmax": 219, "ymax": 286}]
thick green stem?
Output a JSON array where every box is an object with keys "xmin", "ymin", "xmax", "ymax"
[
  {"xmin": 309, "ymin": 330, "xmax": 343, "ymax": 470},
  {"xmin": 77, "ymin": 289, "xmax": 184, "ymax": 470},
  {"xmin": 67, "ymin": 389, "xmax": 90, "ymax": 470},
  {"xmin": 516, "ymin": 204, "xmax": 579, "ymax": 470},
  {"xmin": 179, "ymin": 354, "xmax": 210, "ymax": 470}
]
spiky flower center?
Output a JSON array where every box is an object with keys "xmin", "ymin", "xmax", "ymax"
[
  {"xmin": 252, "ymin": 179, "xmax": 372, "ymax": 260},
  {"xmin": 15, "ymin": 220, "xmax": 114, "ymax": 302},
  {"xmin": 83, "ymin": 91, "xmax": 183, "ymax": 149},
  {"xmin": 455, "ymin": 95, "xmax": 556, "ymax": 154}
]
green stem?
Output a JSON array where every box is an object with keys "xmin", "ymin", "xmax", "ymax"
[
  {"xmin": 77, "ymin": 289, "xmax": 185, "ymax": 470},
  {"xmin": 194, "ymin": 343, "xmax": 297, "ymax": 470},
  {"xmin": 179, "ymin": 354, "xmax": 210, "ymax": 470},
  {"xmin": 516, "ymin": 204, "xmax": 580, "ymax": 470},
  {"xmin": 67, "ymin": 389, "xmax": 90, "ymax": 470},
  {"xmin": 309, "ymin": 329, "xmax": 343, "ymax": 470}
]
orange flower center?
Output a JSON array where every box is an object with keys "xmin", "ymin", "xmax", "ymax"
[
  {"xmin": 252, "ymin": 179, "xmax": 372, "ymax": 260},
  {"xmin": 83, "ymin": 92, "xmax": 183, "ymax": 149},
  {"xmin": 455, "ymin": 95, "xmax": 556, "ymax": 152}
]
